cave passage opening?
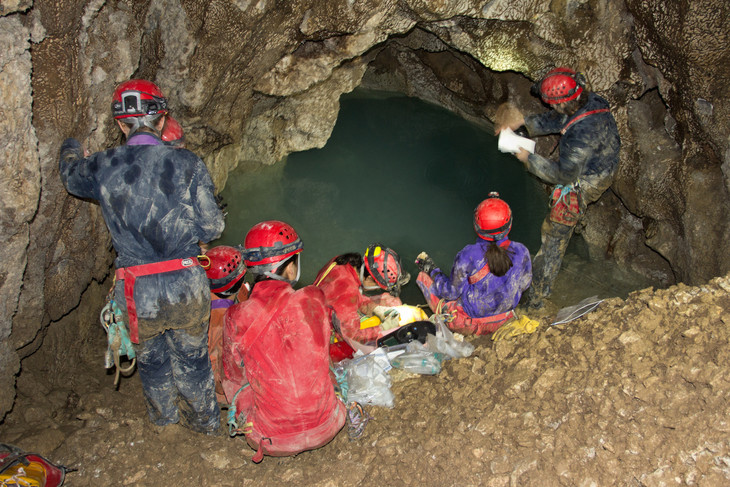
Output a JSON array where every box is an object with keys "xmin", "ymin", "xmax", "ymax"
[{"xmin": 214, "ymin": 89, "xmax": 654, "ymax": 306}]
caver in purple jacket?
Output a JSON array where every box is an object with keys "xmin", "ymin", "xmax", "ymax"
[{"xmin": 427, "ymin": 239, "xmax": 532, "ymax": 318}]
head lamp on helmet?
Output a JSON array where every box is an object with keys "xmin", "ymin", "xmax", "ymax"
[
  {"xmin": 474, "ymin": 192, "xmax": 513, "ymax": 242},
  {"xmin": 112, "ymin": 79, "xmax": 168, "ymax": 119},
  {"xmin": 361, "ymin": 244, "xmax": 410, "ymax": 297}
]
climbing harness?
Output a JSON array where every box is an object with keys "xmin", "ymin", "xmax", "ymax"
[
  {"xmin": 560, "ymin": 108, "xmax": 610, "ymax": 135},
  {"xmin": 549, "ymin": 182, "xmax": 583, "ymax": 226},
  {"xmin": 114, "ymin": 255, "xmax": 205, "ymax": 343},
  {"xmin": 313, "ymin": 261, "xmax": 338, "ymax": 287},
  {"xmin": 99, "ymin": 286, "xmax": 136, "ymax": 387},
  {"xmin": 549, "ymin": 107, "xmax": 612, "ymax": 155}
]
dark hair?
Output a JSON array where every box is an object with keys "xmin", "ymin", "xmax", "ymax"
[
  {"xmin": 334, "ymin": 253, "xmax": 363, "ymax": 268},
  {"xmin": 485, "ymin": 242, "xmax": 513, "ymax": 277}
]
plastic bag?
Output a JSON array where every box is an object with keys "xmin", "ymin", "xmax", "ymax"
[
  {"xmin": 390, "ymin": 341, "xmax": 442, "ymax": 375},
  {"xmin": 341, "ymin": 350, "xmax": 394, "ymax": 408},
  {"xmin": 426, "ymin": 314, "xmax": 475, "ymax": 359},
  {"xmin": 551, "ymin": 296, "xmax": 604, "ymax": 326}
]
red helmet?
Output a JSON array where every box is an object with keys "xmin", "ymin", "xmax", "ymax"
[
  {"xmin": 161, "ymin": 116, "xmax": 184, "ymax": 145},
  {"xmin": 363, "ymin": 244, "xmax": 409, "ymax": 296},
  {"xmin": 539, "ymin": 67, "xmax": 583, "ymax": 105},
  {"xmin": 474, "ymin": 192, "xmax": 512, "ymax": 241},
  {"xmin": 204, "ymin": 246, "xmax": 246, "ymax": 293},
  {"xmin": 243, "ymin": 221, "xmax": 303, "ymax": 273},
  {"xmin": 112, "ymin": 79, "xmax": 168, "ymax": 119}
]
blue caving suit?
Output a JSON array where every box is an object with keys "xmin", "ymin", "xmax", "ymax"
[
  {"xmin": 427, "ymin": 239, "xmax": 533, "ymax": 317},
  {"xmin": 59, "ymin": 131, "xmax": 225, "ymax": 433},
  {"xmin": 523, "ymin": 92, "xmax": 621, "ymax": 306}
]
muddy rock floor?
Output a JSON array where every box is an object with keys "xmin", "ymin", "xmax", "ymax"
[{"xmin": 3, "ymin": 274, "xmax": 730, "ymax": 486}]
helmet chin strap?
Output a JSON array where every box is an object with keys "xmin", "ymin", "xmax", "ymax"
[
  {"xmin": 125, "ymin": 114, "xmax": 164, "ymax": 137},
  {"xmin": 262, "ymin": 256, "xmax": 301, "ymax": 286},
  {"xmin": 359, "ymin": 264, "xmax": 381, "ymax": 292}
]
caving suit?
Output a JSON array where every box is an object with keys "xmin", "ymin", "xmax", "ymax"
[
  {"xmin": 417, "ymin": 239, "xmax": 532, "ymax": 335},
  {"xmin": 523, "ymin": 92, "xmax": 621, "ymax": 306},
  {"xmin": 222, "ymin": 279, "xmax": 346, "ymax": 462},
  {"xmin": 313, "ymin": 258, "xmax": 402, "ymax": 344},
  {"xmin": 209, "ymin": 285, "xmax": 249, "ymax": 403},
  {"xmin": 59, "ymin": 132, "xmax": 224, "ymax": 433}
]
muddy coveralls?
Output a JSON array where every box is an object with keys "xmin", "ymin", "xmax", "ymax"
[
  {"xmin": 522, "ymin": 92, "xmax": 621, "ymax": 307},
  {"xmin": 313, "ymin": 257, "xmax": 402, "ymax": 344},
  {"xmin": 59, "ymin": 132, "xmax": 224, "ymax": 433},
  {"xmin": 417, "ymin": 239, "xmax": 532, "ymax": 335},
  {"xmin": 222, "ymin": 280, "xmax": 346, "ymax": 462}
]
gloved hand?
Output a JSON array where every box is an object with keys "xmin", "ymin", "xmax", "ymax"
[
  {"xmin": 373, "ymin": 306, "xmax": 400, "ymax": 331},
  {"xmin": 491, "ymin": 315, "xmax": 540, "ymax": 342},
  {"xmin": 415, "ymin": 252, "xmax": 435, "ymax": 275}
]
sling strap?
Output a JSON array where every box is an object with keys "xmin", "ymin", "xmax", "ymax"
[
  {"xmin": 550, "ymin": 108, "xmax": 611, "ymax": 154},
  {"xmin": 560, "ymin": 108, "xmax": 610, "ymax": 135},
  {"xmin": 115, "ymin": 257, "xmax": 201, "ymax": 343}
]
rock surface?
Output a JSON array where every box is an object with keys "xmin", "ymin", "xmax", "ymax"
[
  {"xmin": 1, "ymin": 0, "xmax": 729, "ymax": 425},
  {"xmin": 2, "ymin": 273, "xmax": 730, "ymax": 484}
]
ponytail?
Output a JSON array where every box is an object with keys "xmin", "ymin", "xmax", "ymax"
[{"xmin": 485, "ymin": 242, "xmax": 513, "ymax": 277}]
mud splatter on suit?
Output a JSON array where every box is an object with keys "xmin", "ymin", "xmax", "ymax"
[
  {"xmin": 59, "ymin": 132, "xmax": 224, "ymax": 433},
  {"xmin": 523, "ymin": 92, "xmax": 621, "ymax": 305},
  {"xmin": 418, "ymin": 239, "xmax": 532, "ymax": 334}
]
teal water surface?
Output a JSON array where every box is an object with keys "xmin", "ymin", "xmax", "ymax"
[{"xmin": 215, "ymin": 89, "xmax": 654, "ymax": 307}]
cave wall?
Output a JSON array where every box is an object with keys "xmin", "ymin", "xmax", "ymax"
[{"xmin": 1, "ymin": 0, "xmax": 729, "ymax": 419}]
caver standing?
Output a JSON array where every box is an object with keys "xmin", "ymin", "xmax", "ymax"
[
  {"xmin": 494, "ymin": 67, "xmax": 621, "ymax": 309},
  {"xmin": 59, "ymin": 79, "xmax": 224, "ymax": 434}
]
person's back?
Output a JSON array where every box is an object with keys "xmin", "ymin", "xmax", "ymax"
[
  {"xmin": 64, "ymin": 140, "xmax": 222, "ymax": 267},
  {"xmin": 225, "ymin": 281, "xmax": 342, "ymax": 437},
  {"xmin": 416, "ymin": 193, "xmax": 532, "ymax": 335},
  {"xmin": 439, "ymin": 239, "xmax": 531, "ymax": 317},
  {"xmin": 59, "ymin": 79, "xmax": 223, "ymax": 434},
  {"xmin": 222, "ymin": 220, "xmax": 345, "ymax": 462}
]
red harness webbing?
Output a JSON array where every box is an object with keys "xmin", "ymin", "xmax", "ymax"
[
  {"xmin": 468, "ymin": 240, "xmax": 511, "ymax": 285},
  {"xmin": 560, "ymin": 108, "xmax": 610, "ymax": 135},
  {"xmin": 115, "ymin": 257, "xmax": 201, "ymax": 343}
]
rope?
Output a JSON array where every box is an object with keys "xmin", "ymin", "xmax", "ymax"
[
  {"xmin": 226, "ymin": 383, "xmax": 252, "ymax": 437},
  {"xmin": 99, "ymin": 290, "xmax": 137, "ymax": 387}
]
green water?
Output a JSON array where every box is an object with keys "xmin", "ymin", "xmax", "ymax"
[{"xmin": 215, "ymin": 89, "xmax": 655, "ymax": 307}]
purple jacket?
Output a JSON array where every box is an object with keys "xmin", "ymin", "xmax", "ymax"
[{"xmin": 429, "ymin": 239, "xmax": 532, "ymax": 317}]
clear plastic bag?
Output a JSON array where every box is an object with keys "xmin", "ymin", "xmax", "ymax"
[
  {"xmin": 390, "ymin": 341, "xmax": 442, "ymax": 375},
  {"xmin": 341, "ymin": 351, "xmax": 395, "ymax": 408},
  {"xmin": 426, "ymin": 314, "xmax": 475, "ymax": 359}
]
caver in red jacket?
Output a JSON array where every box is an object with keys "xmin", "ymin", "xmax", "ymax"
[
  {"xmin": 314, "ymin": 257, "xmax": 402, "ymax": 344},
  {"xmin": 222, "ymin": 279, "xmax": 345, "ymax": 462}
]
